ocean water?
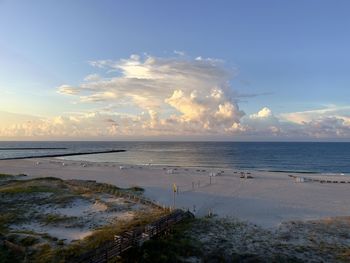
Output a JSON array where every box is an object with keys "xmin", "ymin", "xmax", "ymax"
[{"xmin": 0, "ymin": 141, "xmax": 349, "ymax": 174}]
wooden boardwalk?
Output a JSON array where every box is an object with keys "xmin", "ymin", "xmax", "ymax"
[{"xmin": 69, "ymin": 209, "xmax": 194, "ymax": 263}]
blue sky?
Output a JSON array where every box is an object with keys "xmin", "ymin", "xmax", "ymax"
[{"xmin": 0, "ymin": 0, "xmax": 350, "ymax": 140}]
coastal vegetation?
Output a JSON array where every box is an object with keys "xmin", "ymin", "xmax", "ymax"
[
  {"xmin": 124, "ymin": 217, "xmax": 350, "ymax": 262},
  {"xmin": 0, "ymin": 175, "xmax": 164, "ymax": 262},
  {"xmin": 1, "ymin": 172, "xmax": 350, "ymax": 262}
]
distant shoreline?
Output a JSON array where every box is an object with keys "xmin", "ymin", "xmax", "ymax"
[
  {"xmin": 1, "ymin": 141, "xmax": 349, "ymax": 174},
  {"xmin": 0, "ymin": 149, "xmax": 126, "ymax": 160}
]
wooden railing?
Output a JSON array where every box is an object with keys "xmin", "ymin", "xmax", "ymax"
[{"xmin": 69, "ymin": 209, "xmax": 194, "ymax": 263}]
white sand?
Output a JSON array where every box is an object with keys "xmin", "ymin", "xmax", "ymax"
[
  {"xmin": 9, "ymin": 193, "xmax": 140, "ymax": 242},
  {"xmin": 1, "ymin": 158, "xmax": 350, "ymax": 228},
  {"xmin": 11, "ymin": 222, "xmax": 94, "ymax": 242}
]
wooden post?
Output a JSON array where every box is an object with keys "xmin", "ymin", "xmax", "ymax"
[{"xmin": 173, "ymin": 190, "xmax": 176, "ymax": 209}]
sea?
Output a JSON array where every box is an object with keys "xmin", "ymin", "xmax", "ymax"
[{"xmin": 0, "ymin": 141, "xmax": 349, "ymax": 174}]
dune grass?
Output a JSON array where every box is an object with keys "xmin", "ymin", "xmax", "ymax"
[
  {"xmin": 41, "ymin": 214, "xmax": 77, "ymax": 225},
  {"xmin": 0, "ymin": 175, "xmax": 161, "ymax": 263},
  {"xmin": 0, "ymin": 185, "xmax": 60, "ymax": 194}
]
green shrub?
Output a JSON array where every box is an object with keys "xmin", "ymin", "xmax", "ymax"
[{"xmin": 128, "ymin": 186, "xmax": 144, "ymax": 192}]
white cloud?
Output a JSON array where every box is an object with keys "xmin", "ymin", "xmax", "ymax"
[
  {"xmin": 174, "ymin": 50, "xmax": 185, "ymax": 56},
  {"xmin": 276, "ymin": 106, "xmax": 350, "ymax": 138},
  {"xmin": 57, "ymin": 84, "xmax": 79, "ymax": 95},
  {"xmin": 295, "ymin": 116, "xmax": 350, "ymax": 139},
  {"xmin": 242, "ymin": 107, "xmax": 282, "ymax": 136},
  {"xmin": 249, "ymin": 107, "xmax": 273, "ymax": 119},
  {"xmin": 2, "ymin": 104, "xmax": 350, "ymax": 140},
  {"xmin": 84, "ymin": 74, "xmax": 101, "ymax": 82},
  {"xmin": 2, "ymin": 53, "xmax": 350, "ymax": 140},
  {"xmin": 280, "ymin": 106, "xmax": 350, "ymax": 124},
  {"xmin": 54, "ymin": 54, "xmax": 244, "ymax": 136}
]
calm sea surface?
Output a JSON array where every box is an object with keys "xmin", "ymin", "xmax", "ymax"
[{"xmin": 0, "ymin": 141, "xmax": 349, "ymax": 174}]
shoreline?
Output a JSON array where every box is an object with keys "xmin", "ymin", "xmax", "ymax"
[
  {"xmin": 60, "ymin": 155, "xmax": 350, "ymax": 176},
  {"xmin": 1, "ymin": 157, "xmax": 350, "ymax": 228}
]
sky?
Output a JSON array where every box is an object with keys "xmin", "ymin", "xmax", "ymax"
[{"xmin": 0, "ymin": 0, "xmax": 350, "ymax": 141}]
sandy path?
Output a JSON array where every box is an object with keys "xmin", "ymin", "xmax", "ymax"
[{"xmin": 1, "ymin": 158, "xmax": 350, "ymax": 228}]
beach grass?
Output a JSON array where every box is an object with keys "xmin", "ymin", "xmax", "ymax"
[
  {"xmin": 120, "ymin": 216, "xmax": 350, "ymax": 262},
  {"xmin": 61, "ymin": 208, "xmax": 169, "ymax": 260},
  {"xmin": 0, "ymin": 174, "xmax": 164, "ymax": 262},
  {"xmin": 0, "ymin": 185, "xmax": 60, "ymax": 194},
  {"xmin": 41, "ymin": 214, "xmax": 78, "ymax": 225}
]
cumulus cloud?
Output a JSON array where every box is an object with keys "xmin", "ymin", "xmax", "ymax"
[
  {"xmin": 302, "ymin": 117, "xmax": 350, "ymax": 138},
  {"xmin": 2, "ymin": 54, "xmax": 350, "ymax": 140},
  {"xmin": 280, "ymin": 106, "xmax": 350, "ymax": 124},
  {"xmin": 249, "ymin": 107, "xmax": 273, "ymax": 119},
  {"xmin": 276, "ymin": 106, "xmax": 350, "ymax": 138},
  {"xmin": 241, "ymin": 107, "xmax": 282, "ymax": 136},
  {"xmin": 0, "ymin": 111, "xmax": 147, "ymax": 138},
  {"xmin": 54, "ymin": 54, "xmax": 245, "ymax": 136}
]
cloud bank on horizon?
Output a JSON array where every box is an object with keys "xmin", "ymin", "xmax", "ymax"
[{"xmin": 1, "ymin": 54, "xmax": 350, "ymax": 140}]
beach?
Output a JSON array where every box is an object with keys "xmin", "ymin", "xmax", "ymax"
[{"xmin": 1, "ymin": 158, "xmax": 350, "ymax": 228}]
